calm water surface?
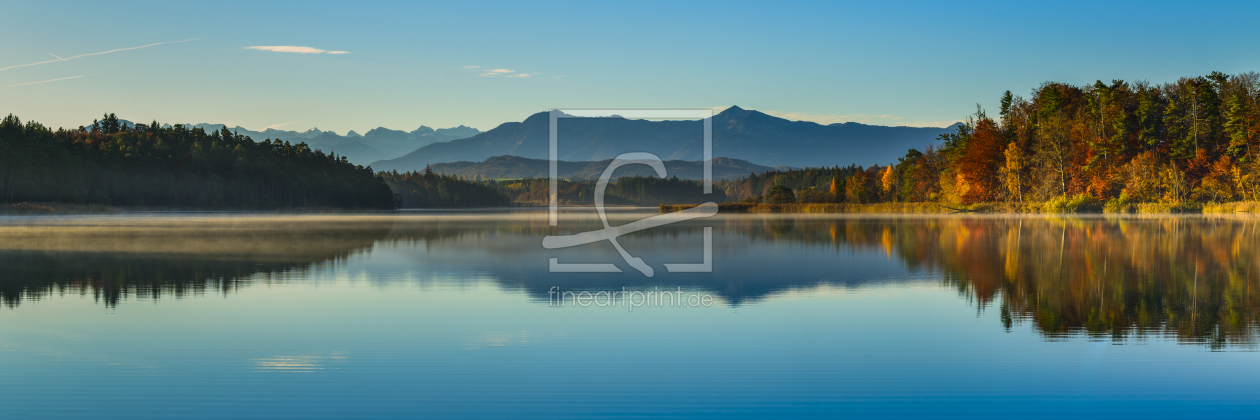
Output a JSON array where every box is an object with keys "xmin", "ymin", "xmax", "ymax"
[{"xmin": 1, "ymin": 210, "xmax": 1259, "ymax": 419}]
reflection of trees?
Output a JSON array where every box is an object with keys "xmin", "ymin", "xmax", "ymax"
[
  {"xmin": 806, "ymin": 216, "xmax": 1260, "ymax": 349},
  {"xmin": 0, "ymin": 219, "xmax": 389, "ymax": 307},
  {"xmin": 4, "ymin": 214, "xmax": 1257, "ymax": 348},
  {"xmin": 375, "ymin": 214, "xmax": 1260, "ymax": 345}
]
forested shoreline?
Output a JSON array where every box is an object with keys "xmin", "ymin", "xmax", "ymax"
[
  {"xmin": 382, "ymin": 168, "xmax": 512, "ymax": 208},
  {"xmin": 10, "ymin": 70, "xmax": 1260, "ymax": 213},
  {"xmin": 0, "ymin": 114, "xmax": 396, "ymax": 209},
  {"xmin": 488, "ymin": 175, "xmax": 722, "ymax": 206},
  {"xmin": 720, "ymin": 71, "xmax": 1260, "ymax": 212}
]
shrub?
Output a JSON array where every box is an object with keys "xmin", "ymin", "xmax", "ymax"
[
  {"xmin": 765, "ymin": 185, "xmax": 796, "ymax": 204},
  {"xmin": 1103, "ymin": 194, "xmax": 1136, "ymax": 213},
  {"xmin": 1042, "ymin": 194, "xmax": 1101, "ymax": 213}
]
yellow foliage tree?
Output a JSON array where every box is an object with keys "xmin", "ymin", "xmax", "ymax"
[
  {"xmin": 1160, "ymin": 166, "xmax": 1190, "ymax": 203},
  {"xmin": 1121, "ymin": 151, "xmax": 1162, "ymax": 202},
  {"xmin": 880, "ymin": 166, "xmax": 896, "ymax": 200},
  {"xmin": 998, "ymin": 142, "xmax": 1024, "ymax": 202}
]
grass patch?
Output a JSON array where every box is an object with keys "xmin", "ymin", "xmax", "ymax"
[
  {"xmin": 1202, "ymin": 201, "xmax": 1260, "ymax": 214},
  {"xmin": 1133, "ymin": 202, "xmax": 1202, "ymax": 214},
  {"xmin": 661, "ymin": 199, "xmax": 1220, "ymax": 215},
  {"xmin": 662, "ymin": 202, "xmax": 1010, "ymax": 214},
  {"xmin": 1041, "ymin": 194, "xmax": 1101, "ymax": 213}
]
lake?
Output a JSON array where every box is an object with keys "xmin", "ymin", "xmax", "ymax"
[{"xmin": 1, "ymin": 210, "xmax": 1258, "ymax": 419}]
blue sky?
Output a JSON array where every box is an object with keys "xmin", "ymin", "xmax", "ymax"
[{"xmin": 3, "ymin": 0, "xmax": 1259, "ymax": 133}]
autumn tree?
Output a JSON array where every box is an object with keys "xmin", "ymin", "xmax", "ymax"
[
  {"xmin": 765, "ymin": 184, "xmax": 796, "ymax": 204},
  {"xmin": 953, "ymin": 117, "xmax": 1005, "ymax": 204},
  {"xmin": 1035, "ymin": 112, "xmax": 1073, "ymax": 197},
  {"xmin": 1193, "ymin": 155, "xmax": 1235, "ymax": 202},
  {"xmin": 1120, "ymin": 152, "xmax": 1162, "ymax": 202},
  {"xmin": 880, "ymin": 165, "xmax": 896, "ymax": 200},
  {"xmin": 845, "ymin": 167, "xmax": 878, "ymax": 203},
  {"xmin": 998, "ymin": 142, "xmax": 1025, "ymax": 202}
]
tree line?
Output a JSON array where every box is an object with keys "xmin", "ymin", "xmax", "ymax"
[
  {"xmin": 0, "ymin": 113, "xmax": 396, "ymax": 209},
  {"xmin": 722, "ymin": 71, "xmax": 1260, "ymax": 208},
  {"xmin": 19, "ymin": 69, "xmax": 1260, "ymax": 212},
  {"xmin": 487, "ymin": 176, "xmax": 723, "ymax": 206},
  {"xmin": 381, "ymin": 168, "xmax": 512, "ymax": 208}
]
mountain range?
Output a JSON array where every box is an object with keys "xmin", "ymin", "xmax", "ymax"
[
  {"xmin": 178, "ymin": 123, "xmax": 481, "ymax": 165},
  {"xmin": 426, "ymin": 155, "xmax": 783, "ymax": 180},
  {"xmin": 370, "ymin": 106, "xmax": 957, "ymax": 172}
]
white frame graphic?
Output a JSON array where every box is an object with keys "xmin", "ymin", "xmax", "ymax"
[{"xmin": 544, "ymin": 109, "xmax": 715, "ymax": 276}]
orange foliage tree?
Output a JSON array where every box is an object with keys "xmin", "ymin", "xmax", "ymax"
[{"xmin": 954, "ymin": 118, "xmax": 1006, "ymax": 204}]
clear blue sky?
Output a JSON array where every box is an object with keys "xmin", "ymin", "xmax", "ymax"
[{"xmin": 3, "ymin": 0, "xmax": 1259, "ymax": 133}]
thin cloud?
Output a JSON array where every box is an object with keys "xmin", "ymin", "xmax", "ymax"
[
  {"xmin": 480, "ymin": 68, "xmax": 515, "ymax": 77},
  {"xmin": 0, "ymin": 39, "xmax": 202, "ymax": 72},
  {"xmin": 466, "ymin": 65, "xmax": 543, "ymax": 79},
  {"xmin": 245, "ymin": 46, "xmax": 349, "ymax": 54},
  {"xmin": 0, "ymin": 74, "xmax": 88, "ymax": 89}
]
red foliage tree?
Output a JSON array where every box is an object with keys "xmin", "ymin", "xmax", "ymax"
[{"xmin": 955, "ymin": 118, "xmax": 1006, "ymax": 204}]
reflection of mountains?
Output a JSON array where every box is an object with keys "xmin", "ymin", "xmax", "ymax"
[
  {"xmin": 2, "ymin": 215, "xmax": 1257, "ymax": 348},
  {"xmin": 374, "ymin": 216, "xmax": 924, "ymax": 306},
  {"xmin": 382, "ymin": 216, "xmax": 1260, "ymax": 348}
]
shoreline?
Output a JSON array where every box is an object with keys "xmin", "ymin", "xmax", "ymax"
[
  {"xmin": 661, "ymin": 202, "xmax": 1260, "ymax": 215},
  {"xmin": 0, "ymin": 202, "xmax": 121, "ymax": 216},
  {"xmin": 5, "ymin": 201, "xmax": 1255, "ymax": 216}
]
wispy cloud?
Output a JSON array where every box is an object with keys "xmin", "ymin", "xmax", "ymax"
[
  {"xmin": 464, "ymin": 65, "xmax": 543, "ymax": 79},
  {"xmin": 760, "ymin": 109, "xmax": 961, "ymax": 128},
  {"xmin": 0, "ymin": 74, "xmax": 88, "ymax": 89},
  {"xmin": 0, "ymin": 39, "xmax": 202, "ymax": 72},
  {"xmin": 263, "ymin": 121, "xmax": 300, "ymax": 130},
  {"xmin": 245, "ymin": 46, "xmax": 349, "ymax": 54},
  {"xmin": 480, "ymin": 68, "xmax": 515, "ymax": 77}
]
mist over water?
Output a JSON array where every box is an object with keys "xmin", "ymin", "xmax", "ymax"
[{"xmin": 2, "ymin": 211, "xmax": 1259, "ymax": 418}]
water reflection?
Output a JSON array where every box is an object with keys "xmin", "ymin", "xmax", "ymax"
[
  {"xmin": 0, "ymin": 217, "xmax": 388, "ymax": 307},
  {"xmin": 1, "ymin": 213, "xmax": 1257, "ymax": 348},
  {"xmin": 913, "ymin": 217, "xmax": 1260, "ymax": 349}
]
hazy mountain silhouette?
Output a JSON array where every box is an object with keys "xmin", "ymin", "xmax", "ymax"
[
  {"xmin": 371, "ymin": 106, "xmax": 956, "ymax": 171},
  {"xmin": 175, "ymin": 123, "xmax": 482, "ymax": 165},
  {"xmin": 428, "ymin": 155, "xmax": 780, "ymax": 180}
]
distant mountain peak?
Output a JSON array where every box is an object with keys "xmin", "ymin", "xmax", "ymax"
[{"xmin": 371, "ymin": 106, "xmax": 956, "ymax": 171}]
